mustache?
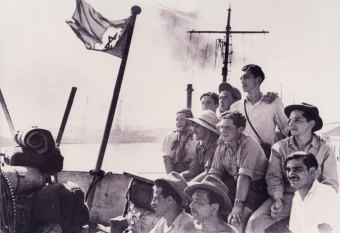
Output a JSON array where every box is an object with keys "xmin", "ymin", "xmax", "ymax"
[{"xmin": 288, "ymin": 175, "xmax": 299, "ymax": 180}]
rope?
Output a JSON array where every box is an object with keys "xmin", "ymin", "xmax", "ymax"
[
  {"xmin": 201, "ymin": 33, "xmax": 211, "ymax": 72},
  {"xmin": 191, "ymin": 33, "xmax": 200, "ymax": 77}
]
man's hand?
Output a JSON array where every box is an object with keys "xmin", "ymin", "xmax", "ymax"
[
  {"xmin": 228, "ymin": 204, "xmax": 244, "ymax": 226},
  {"xmin": 262, "ymin": 92, "xmax": 278, "ymax": 104},
  {"xmin": 270, "ymin": 198, "xmax": 283, "ymax": 218}
]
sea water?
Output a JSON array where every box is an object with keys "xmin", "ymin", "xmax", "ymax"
[{"xmin": 60, "ymin": 142, "xmax": 166, "ymax": 179}]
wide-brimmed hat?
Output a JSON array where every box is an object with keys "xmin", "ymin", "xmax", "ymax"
[
  {"xmin": 184, "ymin": 175, "xmax": 232, "ymax": 214},
  {"xmin": 284, "ymin": 102, "xmax": 323, "ymax": 132},
  {"xmin": 186, "ymin": 110, "xmax": 219, "ymax": 135},
  {"xmin": 154, "ymin": 172, "xmax": 188, "ymax": 206},
  {"xmin": 218, "ymin": 82, "xmax": 242, "ymax": 101}
]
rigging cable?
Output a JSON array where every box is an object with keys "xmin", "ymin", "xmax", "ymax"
[
  {"xmin": 187, "ymin": 33, "xmax": 192, "ymax": 62},
  {"xmin": 191, "ymin": 33, "xmax": 201, "ymax": 77},
  {"xmin": 201, "ymin": 33, "xmax": 211, "ymax": 73}
]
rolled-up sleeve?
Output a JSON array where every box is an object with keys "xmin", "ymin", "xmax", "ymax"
[
  {"xmin": 238, "ymin": 139, "xmax": 263, "ymax": 180},
  {"xmin": 273, "ymin": 99, "xmax": 289, "ymax": 136},
  {"xmin": 266, "ymin": 144, "xmax": 284, "ymax": 200},
  {"xmin": 161, "ymin": 133, "xmax": 176, "ymax": 157}
]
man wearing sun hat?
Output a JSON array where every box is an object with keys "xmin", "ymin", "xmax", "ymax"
[
  {"xmin": 217, "ymin": 82, "xmax": 241, "ymax": 119},
  {"xmin": 180, "ymin": 110, "xmax": 220, "ymax": 182},
  {"xmin": 149, "ymin": 171, "xmax": 196, "ymax": 233},
  {"xmin": 246, "ymin": 102, "xmax": 339, "ymax": 233}
]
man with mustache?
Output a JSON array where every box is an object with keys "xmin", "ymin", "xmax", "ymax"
[
  {"xmin": 246, "ymin": 103, "xmax": 339, "ymax": 233},
  {"xmin": 285, "ymin": 152, "xmax": 340, "ymax": 233}
]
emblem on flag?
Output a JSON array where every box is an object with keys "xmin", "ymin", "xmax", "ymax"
[{"xmin": 66, "ymin": 0, "xmax": 130, "ymax": 58}]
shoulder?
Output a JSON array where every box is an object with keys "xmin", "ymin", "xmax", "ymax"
[
  {"xmin": 230, "ymin": 100, "xmax": 242, "ymax": 111},
  {"xmin": 241, "ymin": 134, "xmax": 261, "ymax": 149}
]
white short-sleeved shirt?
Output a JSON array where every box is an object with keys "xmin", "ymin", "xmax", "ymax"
[{"xmin": 289, "ymin": 180, "xmax": 340, "ymax": 233}]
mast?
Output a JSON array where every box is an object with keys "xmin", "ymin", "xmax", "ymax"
[{"xmin": 188, "ymin": 7, "xmax": 269, "ymax": 82}]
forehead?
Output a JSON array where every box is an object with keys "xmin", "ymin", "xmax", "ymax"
[
  {"xmin": 289, "ymin": 110, "xmax": 306, "ymax": 119},
  {"xmin": 201, "ymin": 96, "xmax": 214, "ymax": 102},
  {"xmin": 241, "ymin": 70, "xmax": 255, "ymax": 79},
  {"xmin": 219, "ymin": 90, "xmax": 233, "ymax": 97},
  {"xmin": 286, "ymin": 158, "xmax": 306, "ymax": 168},
  {"xmin": 153, "ymin": 185, "xmax": 162, "ymax": 195},
  {"xmin": 192, "ymin": 189, "xmax": 209, "ymax": 201},
  {"xmin": 220, "ymin": 118, "xmax": 235, "ymax": 127}
]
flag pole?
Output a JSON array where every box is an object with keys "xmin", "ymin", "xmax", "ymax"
[
  {"xmin": 56, "ymin": 87, "xmax": 77, "ymax": 147},
  {"xmin": 86, "ymin": 6, "xmax": 141, "ymax": 209},
  {"xmin": 0, "ymin": 89, "xmax": 15, "ymax": 137}
]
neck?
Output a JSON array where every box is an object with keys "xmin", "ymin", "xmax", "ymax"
[
  {"xmin": 246, "ymin": 89, "xmax": 262, "ymax": 104},
  {"xmin": 294, "ymin": 132, "xmax": 313, "ymax": 149},
  {"xmin": 201, "ymin": 215, "xmax": 226, "ymax": 232},
  {"xmin": 164, "ymin": 207, "xmax": 182, "ymax": 226},
  {"xmin": 228, "ymin": 134, "xmax": 241, "ymax": 149},
  {"xmin": 298, "ymin": 180, "xmax": 315, "ymax": 200}
]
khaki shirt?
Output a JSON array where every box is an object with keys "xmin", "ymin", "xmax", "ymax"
[{"xmin": 149, "ymin": 211, "xmax": 196, "ymax": 233}]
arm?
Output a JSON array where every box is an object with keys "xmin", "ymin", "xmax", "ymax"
[
  {"xmin": 319, "ymin": 146, "xmax": 339, "ymax": 192},
  {"xmin": 207, "ymin": 145, "xmax": 224, "ymax": 179},
  {"xmin": 181, "ymin": 160, "xmax": 202, "ymax": 181},
  {"xmin": 228, "ymin": 174, "xmax": 250, "ymax": 226},
  {"xmin": 163, "ymin": 156, "xmax": 174, "ymax": 174}
]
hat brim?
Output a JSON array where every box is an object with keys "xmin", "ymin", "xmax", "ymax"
[
  {"xmin": 186, "ymin": 118, "xmax": 219, "ymax": 135},
  {"xmin": 154, "ymin": 178, "xmax": 188, "ymax": 206},
  {"xmin": 184, "ymin": 183, "xmax": 232, "ymax": 214},
  {"xmin": 284, "ymin": 105, "xmax": 323, "ymax": 132}
]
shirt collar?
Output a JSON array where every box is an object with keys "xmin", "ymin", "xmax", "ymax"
[
  {"xmin": 288, "ymin": 134, "xmax": 321, "ymax": 150},
  {"xmin": 164, "ymin": 210, "xmax": 185, "ymax": 231},
  {"xmin": 296, "ymin": 179, "xmax": 319, "ymax": 201}
]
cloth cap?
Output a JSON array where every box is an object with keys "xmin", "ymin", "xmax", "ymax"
[
  {"xmin": 218, "ymin": 82, "xmax": 242, "ymax": 101},
  {"xmin": 284, "ymin": 102, "xmax": 323, "ymax": 132},
  {"xmin": 186, "ymin": 110, "xmax": 219, "ymax": 135},
  {"xmin": 154, "ymin": 172, "xmax": 188, "ymax": 206},
  {"xmin": 184, "ymin": 175, "xmax": 232, "ymax": 214}
]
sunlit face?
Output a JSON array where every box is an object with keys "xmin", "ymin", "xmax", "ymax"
[
  {"xmin": 288, "ymin": 110, "xmax": 314, "ymax": 136},
  {"xmin": 240, "ymin": 70, "xmax": 260, "ymax": 93},
  {"xmin": 219, "ymin": 118, "xmax": 241, "ymax": 143},
  {"xmin": 286, "ymin": 159, "xmax": 315, "ymax": 190},
  {"xmin": 151, "ymin": 186, "xmax": 169, "ymax": 216},
  {"xmin": 176, "ymin": 113, "xmax": 188, "ymax": 131},
  {"xmin": 201, "ymin": 96, "xmax": 218, "ymax": 113},
  {"xmin": 219, "ymin": 90, "xmax": 235, "ymax": 112},
  {"xmin": 189, "ymin": 189, "xmax": 217, "ymax": 221},
  {"xmin": 193, "ymin": 123, "xmax": 208, "ymax": 140}
]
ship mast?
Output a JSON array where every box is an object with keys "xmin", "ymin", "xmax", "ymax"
[{"xmin": 188, "ymin": 7, "xmax": 269, "ymax": 82}]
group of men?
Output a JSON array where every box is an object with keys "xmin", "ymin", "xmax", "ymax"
[{"xmin": 156, "ymin": 64, "xmax": 339, "ymax": 233}]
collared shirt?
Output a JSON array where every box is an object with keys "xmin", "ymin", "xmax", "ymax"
[
  {"xmin": 209, "ymin": 134, "xmax": 268, "ymax": 181},
  {"xmin": 187, "ymin": 134, "xmax": 219, "ymax": 178},
  {"xmin": 161, "ymin": 131, "xmax": 197, "ymax": 163},
  {"xmin": 230, "ymin": 97, "xmax": 289, "ymax": 145},
  {"xmin": 149, "ymin": 211, "xmax": 196, "ymax": 233},
  {"xmin": 289, "ymin": 180, "xmax": 340, "ymax": 233},
  {"xmin": 266, "ymin": 134, "xmax": 339, "ymax": 201}
]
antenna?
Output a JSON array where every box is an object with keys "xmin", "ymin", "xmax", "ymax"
[{"xmin": 188, "ymin": 7, "xmax": 269, "ymax": 82}]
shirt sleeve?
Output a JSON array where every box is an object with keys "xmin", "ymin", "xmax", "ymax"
[
  {"xmin": 266, "ymin": 143, "xmax": 284, "ymax": 199},
  {"xmin": 161, "ymin": 132, "xmax": 176, "ymax": 157},
  {"xmin": 273, "ymin": 98, "xmax": 289, "ymax": 136},
  {"xmin": 319, "ymin": 146, "xmax": 339, "ymax": 192},
  {"xmin": 238, "ymin": 138, "xmax": 264, "ymax": 180},
  {"xmin": 318, "ymin": 188, "xmax": 340, "ymax": 231},
  {"xmin": 208, "ymin": 145, "xmax": 225, "ymax": 178}
]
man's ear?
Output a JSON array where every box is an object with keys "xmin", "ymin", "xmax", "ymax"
[
  {"xmin": 166, "ymin": 196, "xmax": 174, "ymax": 204},
  {"xmin": 211, "ymin": 203, "xmax": 220, "ymax": 214},
  {"xmin": 308, "ymin": 120, "xmax": 316, "ymax": 130},
  {"xmin": 237, "ymin": 126, "xmax": 244, "ymax": 133},
  {"xmin": 309, "ymin": 167, "xmax": 317, "ymax": 175}
]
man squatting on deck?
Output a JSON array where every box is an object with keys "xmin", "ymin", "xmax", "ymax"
[{"xmin": 157, "ymin": 64, "xmax": 339, "ymax": 233}]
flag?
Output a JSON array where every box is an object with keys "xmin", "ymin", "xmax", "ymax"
[{"xmin": 66, "ymin": 0, "xmax": 131, "ymax": 58}]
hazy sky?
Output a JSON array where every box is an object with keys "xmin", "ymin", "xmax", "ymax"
[{"xmin": 0, "ymin": 0, "xmax": 339, "ymax": 137}]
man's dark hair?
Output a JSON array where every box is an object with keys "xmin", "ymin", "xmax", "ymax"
[
  {"xmin": 176, "ymin": 108, "xmax": 194, "ymax": 118},
  {"xmin": 200, "ymin": 92, "xmax": 219, "ymax": 105},
  {"xmin": 154, "ymin": 180, "xmax": 182, "ymax": 205},
  {"xmin": 284, "ymin": 152, "xmax": 319, "ymax": 170},
  {"xmin": 222, "ymin": 112, "xmax": 246, "ymax": 129},
  {"xmin": 196, "ymin": 188, "xmax": 225, "ymax": 213},
  {"xmin": 242, "ymin": 64, "xmax": 265, "ymax": 84}
]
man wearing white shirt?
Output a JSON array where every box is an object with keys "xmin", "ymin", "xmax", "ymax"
[{"xmin": 285, "ymin": 152, "xmax": 340, "ymax": 233}]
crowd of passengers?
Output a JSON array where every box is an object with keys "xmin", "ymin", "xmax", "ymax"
[{"xmin": 151, "ymin": 64, "xmax": 339, "ymax": 233}]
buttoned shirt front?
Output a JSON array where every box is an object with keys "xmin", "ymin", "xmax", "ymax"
[
  {"xmin": 149, "ymin": 211, "xmax": 196, "ymax": 233},
  {"xmin": 209, "ymin": 134, "xmax": 268, "ymax": 181},
  {"xmin": 266, "ymin": 134, "xmax": 339, "ymax": 201},
  {"xmin": 230, "ymin": 97, "xmax": 288, "ymax": 145},
  {"xmin": 289, "ymin": 180, "xmax": 340, "ymax": 233}
]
